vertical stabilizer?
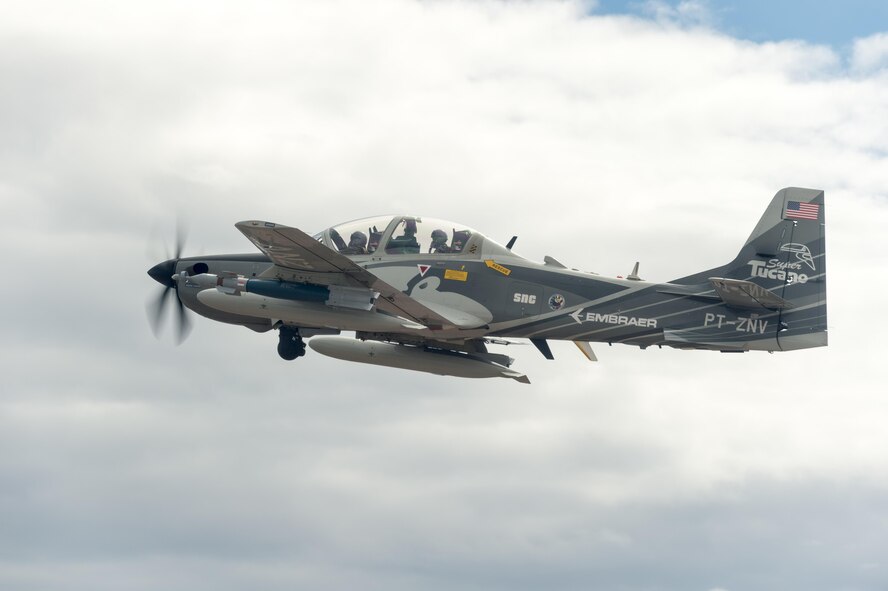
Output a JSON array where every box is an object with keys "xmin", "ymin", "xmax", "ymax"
[{"xmin": 674, "ymin": 188, "xmax": 827, "ymax": 351}]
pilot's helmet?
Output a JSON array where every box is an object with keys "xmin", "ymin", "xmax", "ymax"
[
  {"xmin": 431, "ymin": 229, "xmax": 448, "ymax": 246},
  {"xmin": 349, "ymin": 231, "xmax": 367, "ymax": 248}
]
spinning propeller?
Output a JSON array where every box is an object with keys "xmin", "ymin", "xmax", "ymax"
[{"xmin": 146, "ymin": 224, "xmax": 193, "ymax": 344}]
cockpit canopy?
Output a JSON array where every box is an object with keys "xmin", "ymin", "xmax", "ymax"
[{"xmin": 313, "ymin": 215, "xmax": 513, "ymax": 258}]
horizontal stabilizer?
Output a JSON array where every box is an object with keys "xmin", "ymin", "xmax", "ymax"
[{"xmin": 709, "ymin": 277, "xmax": 793, "ymax": 310}]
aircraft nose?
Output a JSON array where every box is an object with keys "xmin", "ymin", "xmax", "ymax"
[{"xmin": 148, "ymin": 259, "xmax": 177, "ymax": 288}]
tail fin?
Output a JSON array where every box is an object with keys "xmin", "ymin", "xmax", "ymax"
[{"xmin": 676, "ymin": 187, "xmax": 827, "ymax": 351}]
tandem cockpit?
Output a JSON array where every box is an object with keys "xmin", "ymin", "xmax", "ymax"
[{"xmin": 312, "ymin": 215, "xmax": 515, "ymax": 258}]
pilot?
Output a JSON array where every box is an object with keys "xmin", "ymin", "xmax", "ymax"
[
  {"xmin": 430, "ymin": 229, "xmax": 452, "ymax": 253},
  {"xmin": 341, "ymin": 230, "xmax": 368, "ymax": 254},
  {"xmin": 401, "ymin": 219, "xmax": 417, "ymax": 239},
  {"xmin": 388, "ymin": 219, "xmax": 420, "ymax": 253}
]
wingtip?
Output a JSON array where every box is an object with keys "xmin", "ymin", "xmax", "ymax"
[{"xmin": 235, "ymin": 220, "xmax": 276, "ymax": 229}]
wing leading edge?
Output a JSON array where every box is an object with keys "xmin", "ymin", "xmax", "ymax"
[{"xmin": 235, "ymin": 220, "xmax": 461, "ymax": 330}]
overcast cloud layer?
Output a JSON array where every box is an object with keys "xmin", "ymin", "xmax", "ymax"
[{"xmin": 2, "ymin": 1, "xmax": 888, "ymax": 590}]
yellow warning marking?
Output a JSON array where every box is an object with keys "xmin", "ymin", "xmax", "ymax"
[
  {"xmin": 444, "ymin": 269, "xmax": 468, "ymax": 281},
  {"xmin": 484, "ymin": 260, "xmax": 512, "ymax": 276}
]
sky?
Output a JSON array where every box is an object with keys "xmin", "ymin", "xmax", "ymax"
[
  {"xmin": 2, "ymin": 1, "xmax": 888, "ymax": 590},
  {"xmin": 595, "ymin": 0, "xmax": 888, "ymax": 46}
]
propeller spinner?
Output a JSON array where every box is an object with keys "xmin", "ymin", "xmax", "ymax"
[{"xmin": 146, "ymin": 227, "xmax": 193, "ymax": 344}]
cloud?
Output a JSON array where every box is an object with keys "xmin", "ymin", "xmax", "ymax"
[
  {"xmin": 851, "ymin": 32, "xmax": 888, "ymax": 73},
  {"xmin": 1, "ymin": 1, "xmax": 887, "ymax": 589},
  {"xmin": 641, "ymin": 0, "xmax": 716, "ymax": 28}
]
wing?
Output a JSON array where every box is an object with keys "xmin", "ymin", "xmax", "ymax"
[{"xmin": 236, "ymin": 220, "xmax": 460, "ymax": 330}]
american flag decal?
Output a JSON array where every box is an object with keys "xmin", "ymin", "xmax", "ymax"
[{"xmin": 785, "ymin": 201, "xmax": 820, "ymax": 220}]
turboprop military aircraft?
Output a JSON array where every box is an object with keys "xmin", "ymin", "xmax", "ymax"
[{"xmin": 147, "ymin": 187, "xmax": 827, "ymax": 383}]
